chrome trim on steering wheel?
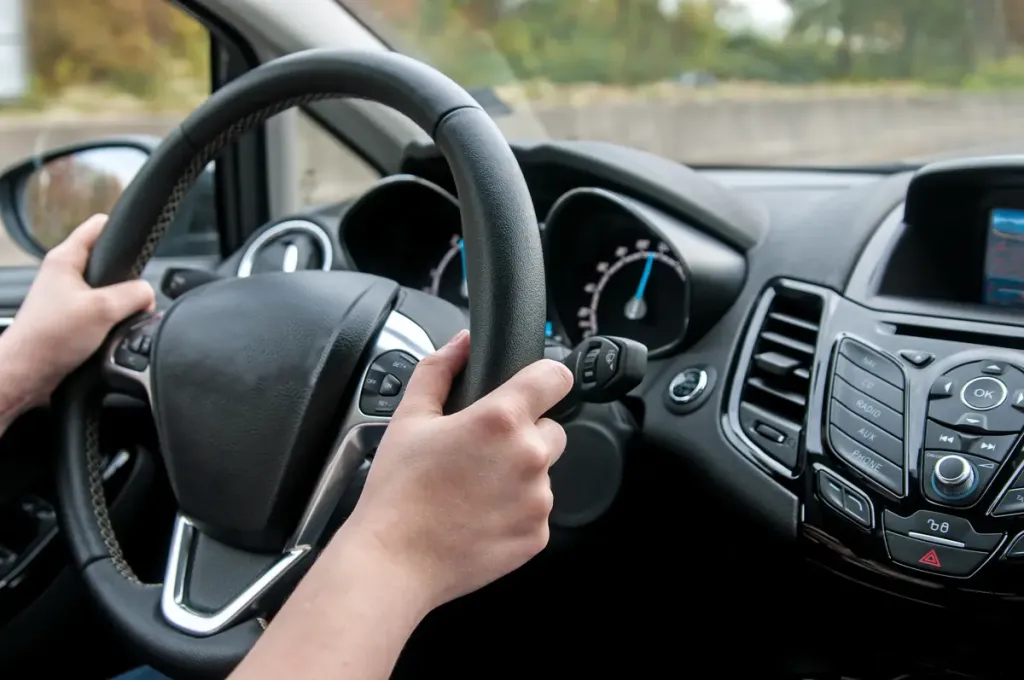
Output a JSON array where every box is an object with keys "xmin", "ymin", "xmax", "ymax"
[
  {"xmin": 159, "ymin": 310, "xmax": 435, "ymax": 636},
  {"xmin": 162, "ymin": 515, "xmax": 310, "ymax": 637}
]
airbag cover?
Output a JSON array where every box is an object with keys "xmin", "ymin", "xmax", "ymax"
[{"xmin": 150, "ymin": 270, "xmax": 398, "ymax": 551}]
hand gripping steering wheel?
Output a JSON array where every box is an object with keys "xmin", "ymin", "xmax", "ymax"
[{"xmin": 53, "ymin": 50, "xmax": 545, "ymax": 679}]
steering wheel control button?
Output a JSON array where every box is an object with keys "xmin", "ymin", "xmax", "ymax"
[
  {"xmin": 379, "ymin": 374, "xmax": 402, "ymax": 397},
  {"xmin": 830, "ymin": 401, "xmax": 903, "ymax": 465},
  {"xmin": 960, "ymin": 376, "xmax": 1007, "ymax": 411},
  {"xmin": 834, "ymin": 355, "xmax": 904, "ymax": 413},
  {"xmin": 899, "ymin": 349, "xmax": 934, "ymax": 368},
  {"xmin": 739, "ymin": 403, "xmax": 800, "ymax": 469},
  {"xmin": 832, "ymin": 378, "xmax": 903, "ymax": 439},
  {"xmin": 921, "ymin": 451, "xmax": 996, "ymax": 507},
  {"xmin": 838, "ymin": 339, "xmax": 904, "ymax": 388},
  {"xmin": 885, "ymin": 532, "xmax": 988, "ymax": 578},
  {"xmin": 930, "ymin": 378, "xmax": 957, "ymax": 400},
  {"xmin": 359, "ymin": 351, "xmax": 418, "ymax": 417},
  {"xmin": 928, "ymin": 361, "xmax": 1024, "ymax": 433},
  {"xmin": 883, "ymin": 510, "xmax": 1002, "ymax": 551},
  {"xmin": 816, "ymin": 469, "xmax": 873, "ymax": 529},
  {"xmin": 668, "ymin": 368, "xmax": 707, "ymax": 405},
  {"xmin": 828, "ymin": 426, "xmax": 904, "ymax": 495}
]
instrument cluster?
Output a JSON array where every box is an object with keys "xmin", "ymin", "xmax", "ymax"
[{"xmin": 339, "ymin": 176, "xmax": 744, "ymax": 355}]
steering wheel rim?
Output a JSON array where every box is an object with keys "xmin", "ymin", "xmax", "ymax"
[{"xmin": 53, "ymin": 49, "xmax": 545, "ymax": 678}]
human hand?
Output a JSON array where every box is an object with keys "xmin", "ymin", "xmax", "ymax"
[
  {"xmin": 0, "ymin": 214, "xmax": 155, "ymax": 414},
  {"xmin": 337, "ymin": 330, "xmax": 573, "ymax": 611}
]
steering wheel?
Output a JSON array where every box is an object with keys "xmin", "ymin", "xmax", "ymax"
[{"xmin": 53, "ymin": 50, "xmax": 545, "ymax": 679}]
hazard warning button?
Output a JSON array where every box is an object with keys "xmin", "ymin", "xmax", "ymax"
[{"xmin": 885, "ymin": 532, "xmax": 990, "ymax": 577}]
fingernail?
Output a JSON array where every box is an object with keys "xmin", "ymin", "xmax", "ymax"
[{"xmin": 447, "ymin": 329, "xmax": 469, "ymax": 346}]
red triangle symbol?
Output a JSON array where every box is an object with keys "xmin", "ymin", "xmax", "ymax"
[{"xmin": 918, "ymin": 549, "xmax": 942, "ymax": 568}]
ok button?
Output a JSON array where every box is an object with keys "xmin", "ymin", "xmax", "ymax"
[{"xmin": 960, "ymin": 376, "xmax": 1008, "ymax": 411}]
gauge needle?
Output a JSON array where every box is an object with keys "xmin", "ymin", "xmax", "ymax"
[
  {"xmin": 458, "ymin": 238, "xmax": 469, "ymax": 299},
  {"xmin": 624, "ymin": 253, "xmax": 653, "ymax": 321}
]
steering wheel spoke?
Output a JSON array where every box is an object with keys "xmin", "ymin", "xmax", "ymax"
[
  {"xmin": 158, "ymin": 310, "xmax": 434, "ymax": 637},
  {"xmin": 102, "ymin": 312, "xmax": 162, "ymax": 401}
]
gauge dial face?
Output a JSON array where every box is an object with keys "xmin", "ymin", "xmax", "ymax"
[
  {"xmin": 426, "ymin": 234, "xmax": 469, "ymax": 306},
  {"xmin": 574, "ymin": 238, "xmax": 688, "ymax": 352}
]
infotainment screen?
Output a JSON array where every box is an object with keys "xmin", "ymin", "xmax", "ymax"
[{"xmin": 983, "ymin": 208, "xmax": 1024, "ymax": 307}]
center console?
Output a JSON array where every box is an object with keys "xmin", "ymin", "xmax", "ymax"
[{"xmin": 727, "ymin": 157, "xmax": 1024, "ymax": 603}]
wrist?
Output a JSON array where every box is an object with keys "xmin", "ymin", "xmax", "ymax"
[{"xmin": 0, "ymin": 329, "xmax": 49, "ymax": 424}]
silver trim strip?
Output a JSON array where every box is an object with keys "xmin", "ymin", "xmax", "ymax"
[
  {"xmin": 159, "ymin": 310, "xmax": 435, "ymax": 636},
  {"xmin": 907, "ymin": 531, "xmax": 966, "ymax": 548},
  {"xmin": 237, "ymin": 219, "xmax": 335, "ymax": 278},
  {"xmin": 288, "ymin": 311, "xmax": 435, "ymax": 548},
  {"xmin": 161, "ymin": 515, "xmax": 310, "ymax": 637},
  {"xmin": 0, "ymin": 316, "xmax": 13, "ymax": 328}
]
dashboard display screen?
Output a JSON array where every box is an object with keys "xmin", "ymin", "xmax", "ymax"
[{"xmin": 984, "ymin": 208, "xmax": 1024, "ymax": 307}]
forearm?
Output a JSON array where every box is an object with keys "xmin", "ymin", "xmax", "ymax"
[{"xmin": 230, "ymin": 527, "xmax": 432, "ymax": 680}]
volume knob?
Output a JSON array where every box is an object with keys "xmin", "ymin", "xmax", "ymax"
[{"xmin": 932, "ymin": 454, "xmax": 976, "ymax": 498}]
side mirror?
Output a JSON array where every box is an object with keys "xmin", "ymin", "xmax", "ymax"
[{"xmin": 0, "ymin": 138, "xmax": 217, "ymax": 260}]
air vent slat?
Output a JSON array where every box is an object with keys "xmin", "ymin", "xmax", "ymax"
[
  {"xmin": 735, "ymin": 285, "xmax": 825, "ymax": 470},
  {"xmin": 760, "ymin": 331, "xmax": 815, "ymax": 357},
  {"xmin": 767, "ymin": 311, "xmax": 819, "ymax": 334}
]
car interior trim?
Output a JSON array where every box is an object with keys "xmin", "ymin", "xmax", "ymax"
[
  {"xmin": 161, "ymin": 514, "xmax": 310, "ymax": 636},
  {"xmin": 236, "ymin": 218, "xmax": 335, "ymax": 277}
]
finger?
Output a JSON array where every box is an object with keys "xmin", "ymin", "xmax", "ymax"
[
  {"xmin": 487, "ymin": 359, "xmax": 574, "ymax": 422},
  {"xmin": 395, "ymin": 330, "xmax": 470, "ymax": 416},
  {"xmin": 47, "ymin": 214, "xmax": 108, "ymax": 271},
  {"xmin": 95, "ymin": 279, "xmax": 156, "ymax": 323},
  {"xmin": 534, "ymin": 418, "xmax": 567, "ymax": 466}
]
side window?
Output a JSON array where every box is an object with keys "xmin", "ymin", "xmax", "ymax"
[
  {"xmin": 0, "ymin": 0, "xmax": 216, "ymax": 267},
  {"xmin": 295, "ymin": 113, "xmax": 379, "ymax": 209}
]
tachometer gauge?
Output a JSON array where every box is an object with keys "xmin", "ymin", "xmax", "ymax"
[
  {"xmin": 577, "ymin": 239, "xmax": 688, "ymax": 352},
  {"xmin": 426, "ymin": 234, "xmax": 468, "ymax": 305}
]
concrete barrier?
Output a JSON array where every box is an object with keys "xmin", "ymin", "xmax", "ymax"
[{"xmin": 2, "ymin": 91, "xmax": 1024, "ymax": 267}]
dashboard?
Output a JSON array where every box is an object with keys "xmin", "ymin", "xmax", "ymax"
[{"xmin": 198, "ymin": 141, "xmax": 1024, "ymax": 644}]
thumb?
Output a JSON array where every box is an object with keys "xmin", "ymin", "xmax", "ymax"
[
  {"xmin": 96, "ymin": 279, "xmax": 156, "ymax": 323},
  {"xmin": 395, "ymin": 330, "xmax": 469, "ymax": 416}
]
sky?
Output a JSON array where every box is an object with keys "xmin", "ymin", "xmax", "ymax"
[{"xmin": 724, "ymin": 0, "xmax": 793, "ymax": 36}]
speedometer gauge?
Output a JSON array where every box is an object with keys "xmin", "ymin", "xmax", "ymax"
[{"xmin": 576, "ymin": 239, "xmax": 688, "ymax": 352}]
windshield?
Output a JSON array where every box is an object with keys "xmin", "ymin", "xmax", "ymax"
[{"xmin": 344, "ymin": 0, "xmax": 1024, "ymax": 167}]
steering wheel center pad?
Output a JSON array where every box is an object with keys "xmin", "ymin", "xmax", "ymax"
[{"xmin": 54, "ymin": 49, "xmax": 546, "ymax": 678}]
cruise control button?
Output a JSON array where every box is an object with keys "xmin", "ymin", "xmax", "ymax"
[
  {"xmin": 377, "ymin": 351, "xmax": 417, "ymax": 382},
  {"xmin": 885, "ymin": 532, "xmax": 989, "ymax": 577},
  {"xmin": 113, "ymin": 347, "xmax": 149, "ymax": 372},
  {"xmin": 829, "ymin": 426, "xmax": 904, "ymax": 495},
  {"xmin": 930, "ymin": 378, "xmax": 957, "ymax": 399},
  {"xmin": 839, "ymin": 339, "xmax": 904, "ymax": 387},
  {"xmin": 925, "ymin": 421, "xmax": 963, "ymax": 451},
  {"xmin": 830, "ymin": 400, "xmax": 903, "ymax": 465},
  {"xmin": 359, "ymin": 394, "xmax": 401, "ymax": 416},
  {"xmin": 900, "ymin": 349, "xmax": 934, "ymax": 368},
  {"xmin": 832, "ymin": 378, "xmax": 903, "ymax": 438},
  {"xmin": 834, "ymin": 356, "xmax": 904, "ymax": 413},
  {"xmin": 883, "ymin": 509, "xmax": 1002, "ymax": 551},
  {"xmin": 362, "ymin": 368, "xmax": 386, "ymax": 393},
  {"xmin": 379, "ymin": 374, "xmax": 402, "ymax": 397},
  {"xmin": 966, "ymin": 433, "xmax": 1017, "ymax": 463},
  {"xmin": 960, "ymin": 376, "xmax": 1008, "ymax": 411},
  {"xmin": 992, "ymin": 488, "xmax": 1024, "ymax": 517}
]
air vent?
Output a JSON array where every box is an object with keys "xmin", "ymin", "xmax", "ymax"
[
  {"xmin": 734, "ymin": 284, "xmax": 825, "ymax": 473},
  {"xmin": 237, "ymin": 219, "xmax": 334, "ymax": 278}
]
